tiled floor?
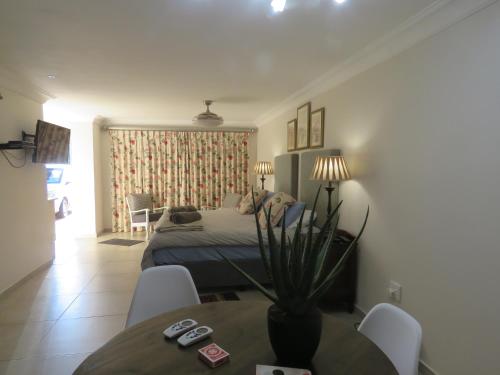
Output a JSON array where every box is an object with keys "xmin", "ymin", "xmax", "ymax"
[{"xmin": 0, "ymin": 219, "xmax": 362, "ymax": 375}]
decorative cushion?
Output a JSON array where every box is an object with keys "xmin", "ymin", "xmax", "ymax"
[
  {"xmin": 238, "ymin": 190, "xmax": 268, "ymax": 214},
  {"xmin": 258, "ymin": 192, "xmax": 296, "ymax": 229},
  {"xmin": 280, "ymin": 202, "xmax": 306, "ymax": 228},
  {"xmin": 222, "ymin": 193, "xmax": 242, "ymax": 208},
  {"xmin": 128, "ymin": 193, "xmax": 153, "ymax": 214}
]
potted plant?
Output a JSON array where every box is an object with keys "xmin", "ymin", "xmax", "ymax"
[{"xmin": 219, "ymin": 187, "xmax": 369, "ymax": 366}]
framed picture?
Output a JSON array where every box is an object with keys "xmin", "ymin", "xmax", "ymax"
[
  {"xmin": 296, "ymin": 102, "xmax": 310, "ymax": 150},
  {"xmin": 310, "ymin": 108, "xmax": 325, "ymax": 148},
  {"xmin": 287, "ymin": 119, "xmax": 297, "ymax": 151}
]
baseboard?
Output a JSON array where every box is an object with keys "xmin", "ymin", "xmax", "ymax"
[
  {"xmin": 0, "ymin": 258, "xmax": 54, "ymax": 297},
  {"xmin": 354, "ymin": 304, "xmax": 439, "ymax": 375}
]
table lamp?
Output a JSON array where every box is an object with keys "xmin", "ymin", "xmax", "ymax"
[
  {"xmin": 311, "ymin": 155, "xmax": 351, "ymax": 216},
  {"xmin": 254, "ymin": 161, "xmax": 274, "ymax": 190}
]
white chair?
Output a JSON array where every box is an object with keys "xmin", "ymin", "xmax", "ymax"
[
  {"xmin": 126, "ymin": 193, "xmax": 168, "ymax": 240},
  {"xmin": 358, "ymin": 303, "xmax": 422, "ymax": 375},
  {"xmin": 126, "ymin": 265, "xmax": 201, "ymax": 328}
]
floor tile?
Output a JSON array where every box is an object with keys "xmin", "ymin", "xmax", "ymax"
[
  {"xmin": 0, "ymin": 353, "xmax": 89, "ymax": 375},
  {"xmin": 82, "ymin": 274, "xmax": 139, "ymax": 294},
  {"xmin": 96, "ymin": 261, "xmax": 142, "ymax": 275},
  {"xmin": 0, "ymin": 321, "xmax": 54, "ymax": 361},
  {"xmin": 33, "ymin": 315, "xmax": 126, "ymax": 357},
  {"xmin": 0, "ymin": 294, "xmax": 78, "ymax": 324},
  {"xmin": 60, "ymin": 292, "xmax": 133, "ymax": 319}
]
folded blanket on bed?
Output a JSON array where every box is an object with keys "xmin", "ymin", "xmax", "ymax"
[
  {"xmin": 170, "ymin": 211, "xmax": 202, "ymax": 224},
  {"xmin": 168, "ymin": 205, "xmax": 197, "ymax": 214},
  {"xmin": 155, "ymin": 211, "xmax": 203, "ymax": 233}
]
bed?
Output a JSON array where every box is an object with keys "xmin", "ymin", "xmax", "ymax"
[{"xmin": 141, "ymin": 208, "xmax": 278, "ymax": 290}]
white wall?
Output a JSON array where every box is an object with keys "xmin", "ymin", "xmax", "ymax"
[
  {"xmin": 257, "ymin": 2, "xmax": 500, "ymax": 374},
  {"xmin": 0, "ymin": 87, "xmax": 54, "ymax": 293},
  {"xmin": 99, "ymin": 129, "xmax": 258, "ymax": 231}
]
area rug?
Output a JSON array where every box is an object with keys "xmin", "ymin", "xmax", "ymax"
[
  {"xmin": 199, "ymin": 291, "xmax": 240, "ymax": 304},
  {"xmin": 99, "ymin": 238, "xmax": 144, "ymax": 246}
]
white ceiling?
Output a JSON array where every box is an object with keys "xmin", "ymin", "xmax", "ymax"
[{"xmin": 0, "ymin": 0, "xmax": 436, "ymax": 125}]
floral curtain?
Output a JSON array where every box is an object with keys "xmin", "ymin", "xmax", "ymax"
[{"xmin": 110, "ymin": 130, "xmax": 250, "ymax": 232}]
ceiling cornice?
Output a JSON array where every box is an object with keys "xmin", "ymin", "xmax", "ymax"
[
  {"xmin": 0, "ymin": 65, "xmax": 54, "ymax": 104},
  {"xmin": 256, "ymin": 0, "xmax": 499, "ymax": 126}
]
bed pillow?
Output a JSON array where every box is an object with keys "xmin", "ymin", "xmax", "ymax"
[
  {"xmin": 288, "ymin": 209, "xmax": 317, "ymax": 229},
  {"xmin": 280, "ymin": 202, "xmax": 306, "ymax": 228},
  {"xmin": 222, "ymin": 193, "xmax": 242, "ymax": 208},
  {"xmin": 258, "ymin": 192, "xmax": 296, "ymax": 229},
  {"xmin": 238, "ymin": 190, "xmax": 268, "ymax": 214}
]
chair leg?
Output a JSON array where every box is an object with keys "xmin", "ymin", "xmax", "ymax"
[
  {"xmin": 130, "ymin": 226, "xmax": 134, "ymax": 237},
  {"xmin": 145, "ymin": 225, "xmax": 149, "ymax": 241}
]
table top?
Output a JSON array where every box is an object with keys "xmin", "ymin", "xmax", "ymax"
[{"xmin": 74, "ymin": 301, "xmax": 397, "ymax": 375}]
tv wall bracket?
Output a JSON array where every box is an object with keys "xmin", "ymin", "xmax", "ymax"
[{"xmin": 0, "ymin": 131, "xmax": 35, "ymax": 150}]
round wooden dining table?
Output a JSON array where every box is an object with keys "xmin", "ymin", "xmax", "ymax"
[{"xmin": 74, "ymin": 301, "xmax": 397, "ymax": 374}]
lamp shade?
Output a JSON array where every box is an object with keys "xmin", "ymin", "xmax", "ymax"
[
  {"xmin": 311, "ymin": 155, "xmax": 351, "ymax": 182},
  {"xmin": 254, "ymin": 161, "xmax": 274, "ymax": 175}
]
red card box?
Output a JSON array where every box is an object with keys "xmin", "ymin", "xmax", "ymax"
[{"xmin": 198, "ymin": 343, "xmax": 230, "ymax": 368}]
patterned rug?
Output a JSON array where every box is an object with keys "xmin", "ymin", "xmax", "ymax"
[
  {"xmin": 199, "ymin": 291, "xmax": 240, "ymax": 304},
  {"xmin": 99, "ymin": 238, "xmax": 144, "ymax": 246}
]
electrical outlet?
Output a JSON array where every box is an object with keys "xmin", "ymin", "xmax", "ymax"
[{"xmin": 388, "ymin": 281, "xmax": 402, "ymax": 302}]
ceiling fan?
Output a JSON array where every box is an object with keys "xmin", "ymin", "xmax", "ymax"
[{"xmin": 193, "ymin": 100, "xmax": 224, "ymax": 127}]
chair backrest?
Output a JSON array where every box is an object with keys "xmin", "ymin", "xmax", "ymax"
[
  {"xmin": 127, "ymin": 193, "xmax": 153, "ymax": 213},
  {"xmin": 358, "ymin": 303, "xmax": 422, "ymax": 375},
  {"xmin": 126, "ymin": 265, "xmax": 201, "ymax": 328}
]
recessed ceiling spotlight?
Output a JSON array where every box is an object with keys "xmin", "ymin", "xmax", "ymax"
[
  {"xmin": 47, "ymin": 74, "xmax": 56, "ymax": 79},
  {"xmin": 334, "ymin": 0, "xmax": 347, "ymax": 4},
  {"xmin": 271, "ymin": 0, "xmax": 286, "ymax": 13}
]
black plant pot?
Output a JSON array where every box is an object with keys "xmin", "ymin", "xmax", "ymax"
[{"xmin": 267, "ymin": 304, "xmax": 322, "ymax": 366}]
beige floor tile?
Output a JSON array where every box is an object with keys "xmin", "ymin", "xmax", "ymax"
[
  {"xmin": 0, "ymin": 321, "xmax": 54, "ymax": 361},
  {"xmin": 33, "ymin": 315, "xmax": 126, "ymax": 357},
  {"xmin": 96, "ymin": 261, "xmax": 142, "ymax": 275},
  {"xmin": 0, "ymin": 353, "xmax": 89, "ymax": 375},
  {"xmin": 82, "ymin": 273, "xmax": 139, "ymax": 294},
  {"xmin": 60, "ymin": 291, "xmax": 133, "ymax": 319},
  {"xmin": 43, "ymin": 263, "xmax": 99, "ymax": 280},
  {"xmin": 0, "ymin": 294, "xmax": 78, "ymax": 324}
]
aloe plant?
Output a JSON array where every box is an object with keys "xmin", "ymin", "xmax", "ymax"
[{"xmin": 219, "ymin": 187, "xmax": 369, "ymax": 316}]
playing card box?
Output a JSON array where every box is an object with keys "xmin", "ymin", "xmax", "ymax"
[
  {"xmin": 256, "ymin": 364, "xmax": 312, "ymax": 375},
  {"xmin": 198, "ymin": 343, "xmax": 230, "ymax": 368}
]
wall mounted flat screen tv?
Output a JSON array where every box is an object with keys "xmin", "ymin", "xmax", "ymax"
[{"xmin": 32, "ymin": 120, "xmax": 71, "ymax": 164}]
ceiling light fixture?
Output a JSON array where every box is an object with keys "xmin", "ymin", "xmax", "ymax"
[
  {"xmin": 271, "ymin": 0, "xmax": 286, "ymax": 13},
  {"xmin": 334, "ymin": 0, "xmax": 347, "ymax": 4},
  {"xmin": 47, "ymin": 74, "xmax": 56, "ymax": 79},
  {"xmin": 193, "ymin": 100, "xmax": 224, "ymax": 127}
]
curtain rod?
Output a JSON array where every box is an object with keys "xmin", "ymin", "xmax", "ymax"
[{"xmin": 105, "ymin": 126, "xmax": 257, "ymax": 133}]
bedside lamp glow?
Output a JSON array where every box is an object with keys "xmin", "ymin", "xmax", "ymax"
[
  {"xmin": 311, "ymin": 155, "xmax": 351, "ymax": 215},
  {"xmin": 254, "ymin": 161, "xmax": 274, "ymax": 190}
]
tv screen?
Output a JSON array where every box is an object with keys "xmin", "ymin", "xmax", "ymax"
[{"xmin": 33, "ymin": 120, "xmax": 71, "ymax": 164}]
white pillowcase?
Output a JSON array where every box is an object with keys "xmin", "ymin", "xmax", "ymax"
[{"xmin": 287, "ymin": 209, "xmax": 317, "ymax": 229}]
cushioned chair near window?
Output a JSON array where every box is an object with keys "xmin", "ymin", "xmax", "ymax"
[
  {"xmin": 126, "ymin": 265, "xmax": 201, "ymax": 328},
  {"xmin": 358, "ymin": 303, "xmax": 422, "ymax": 375},
  {"xmin": 126, "ymin": 193, "xmax": 168, "ymax": 240}
]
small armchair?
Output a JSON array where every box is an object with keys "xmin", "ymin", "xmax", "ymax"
[{"xmin": 126, "ymin": 193, "xmax": 168, "ymax": 240}]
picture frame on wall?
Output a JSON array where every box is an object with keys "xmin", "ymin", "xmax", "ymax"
[
  {"xmin": 296, "ymin": 102, "xmax": 311, "ymax": 150},
  {"xmin": 310, "ymin": 107, "xmax": 325, "ymax": 148},
  {"xmin": 287, "ymin": 119, "xmax": 297, "ymax": 151}
]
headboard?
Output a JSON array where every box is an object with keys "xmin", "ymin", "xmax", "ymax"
[
  {"xmin": 274, "ymin": 153, "xmax": 299, "ymax": 199},
  {"xmin": 299, "ymin": 149, "xmax": 341, "ymax": 225}
]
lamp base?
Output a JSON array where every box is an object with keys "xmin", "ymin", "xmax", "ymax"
[
  {"xmin": 260, "ymin": 175, "xmax": 266, "ymax": 190},
  {"xmin": 325, "ymin": 183, "xmax": 336, "ymax": 217}
]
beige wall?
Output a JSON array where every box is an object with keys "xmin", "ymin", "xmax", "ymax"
[
  {"xmin": 0, "ymin": 87, "xmax": 54, "ymax": 293},
  {"xmin": 257, "ymin": 2, "xmax": 500, "ymax": 374},
  {"xmin": 99, "ymin": 129, "xmax": 258, "ymax": 231}
]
